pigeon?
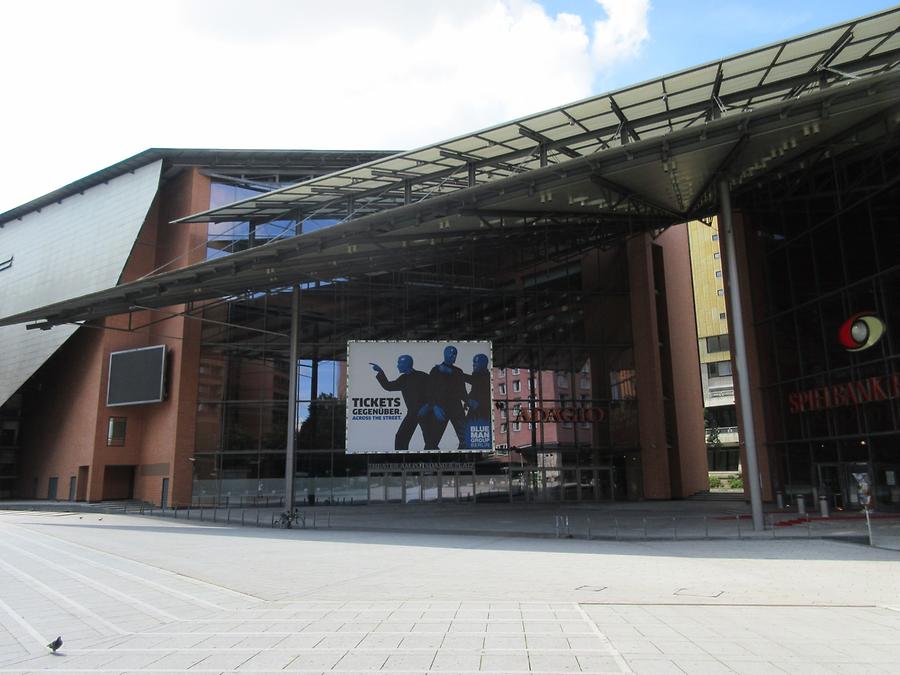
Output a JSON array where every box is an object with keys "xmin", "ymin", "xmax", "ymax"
[{"xmin": 47, "ymin": 636, "xmax": 62, "ymax": 652}]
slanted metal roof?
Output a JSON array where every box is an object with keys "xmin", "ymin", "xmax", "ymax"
[
  {"xmin": 0, "ymin": 148, "xmax": 394, "ymax": 227},
  {"xmin": 176, "ymin": 7, "xmax": 900, "ymax": 227}
]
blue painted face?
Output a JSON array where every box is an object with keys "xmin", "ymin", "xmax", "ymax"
[
  {"xmin": 443, "ymin": 345, "xmax": 458, "ymax": 365},
  {"xmin": 397, "ymin": 355, "xmax": 413, "ymax": 374},
  {"xmin": 473, "ymin": 353, "xmax": 488, "ymax": 372}
]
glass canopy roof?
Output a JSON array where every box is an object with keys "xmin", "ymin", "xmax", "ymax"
[{"xmin": 177, "ymin": 7, "xmax": 900, "ymax": 227}]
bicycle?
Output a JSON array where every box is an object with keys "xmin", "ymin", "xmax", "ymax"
[{"xmin": 276, "ymin": 509, "xmax": 304, "ymax": 529}]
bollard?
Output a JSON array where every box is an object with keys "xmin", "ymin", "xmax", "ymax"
[
  {"xmin": 819, "ymin": 496, "xmax": 830, "ymax": 518},
  {"xmin": 796, "ymin": 494, "xmax": 806, "ymax": 516},
  {"xmin": 776, "ymin": 491, "xmax": 784, "ymax": 509},
  {"xmin": 227, "ymin": 508, "xmax": 231, "ymax": 524},
  {"xmin": 187, "ymin": 507, "xmax": 191, "ymax": 520},
  {"xmin": 565, "ymin": 515, "xmax": 570, "ymax": 537},
  {"xmin": 213, "ymin": 508, "xmax": 217, "ymax": 523}
]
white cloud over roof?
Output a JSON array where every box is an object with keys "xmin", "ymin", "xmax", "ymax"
[{"xmin": 0, "ymin": 0, "xmax": 650, "ymax": 213}]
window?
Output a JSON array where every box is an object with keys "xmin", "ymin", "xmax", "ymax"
[
  {"xmin": 107, "ymin": 417, "xmax": 127, "ymax": 446},
  {"xmin": 557, "ymin": 373, "xmax": 569, "ymax": 388},
  {"xmin": 717, "ymin": 288, "xmax": 725, "ymax": 296},
  {"xmin": 712, "ymin": 233, "xmax": 719, "ymax": 241},
  {"xmin": 512, "ymin": 380, "xmax": 521, "ymax": 393},
  {"xmin": 707, "ymin": 360, "xmax": 733, "ymax": 377},
  {"xmin": 715, "ymin": 270, "xmax": 722, "ymax": 278},
  {"xmin": 705, "ymin": 404, "xmax": 737, "ymax": 428},
  {"xmin": 719, "ymin": 312, "xmax": 727, "ymax": 320},
  {"xmin": 713, "ymin": 252, "xmax": 721, "ymax": 259},
  {"xmin": 706, "ymin": 334, "xmax": 730, "ymax": 353},
  {"xmin": 512, "ymin": 368, "xmax": 520, "ymax": 375},
  {"xmin": 498, "ymin": 383, "xmax": 506, "ymax": 395},
  {"xmin": 500, "ymin": 422, "xmax": 508, "ymax": 433},
  {"xmin": 499, "ymin": 368, "xmax": 506, "ymax": 376},
  {"xmin": 512, "ymin": 422, "xmax": 521, "ymax": 432}
]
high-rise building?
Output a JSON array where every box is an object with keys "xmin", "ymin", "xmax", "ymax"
[{"xmin": 688, "ymin": 219, "xmax": 740, "ymax": 473}]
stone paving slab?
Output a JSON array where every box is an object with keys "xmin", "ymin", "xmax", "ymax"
[{"xmin": 1, "ymin": 509, "xmax": 899, "ymax": 673}]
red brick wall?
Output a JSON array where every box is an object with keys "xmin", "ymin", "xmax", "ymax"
[
  {"xmin": 19, "ymin": 168, "xmax": 211, "ymax": 505},
  {"xmin": 656, "ymin": 225, "xmax": 707, "ymax": 497}
]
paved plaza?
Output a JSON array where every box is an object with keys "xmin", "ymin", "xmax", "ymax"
[{"xmin": 0, "ymin": 508, "xmax": 899, "ymax": 674}]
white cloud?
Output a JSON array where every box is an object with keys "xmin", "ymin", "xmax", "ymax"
[
  {"xmin": 0, "ymin": 0, "xmax": 650, "ymax": 212},
  {"xmin": 591, "ymin": 0, "xmax": 650, "ymax": 69}
]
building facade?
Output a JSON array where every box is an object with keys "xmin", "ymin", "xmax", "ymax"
[
  {"xmin": 0, "ymin": 152, "xmax": 708, "ymax": 507},
  {"xmin": 1, "ymin": 9, "xmax": 898, "ymax": 517},
  {"xmin": 687, "ymin": 219, "xmax": 740, "ymax": 472}
]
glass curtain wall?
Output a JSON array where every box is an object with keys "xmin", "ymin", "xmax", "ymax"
[
  {"xmin": 192, "ymin": 236, "xmax": 640, "ymax": 505},
  {"xmin": 744, "ymin": 141, "xmax": 900, "ymax": 511}
]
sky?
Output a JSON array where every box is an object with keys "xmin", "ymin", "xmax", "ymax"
[{"xmin": 1, "ymin": 0, "xmax": 895, "ymax": 213}]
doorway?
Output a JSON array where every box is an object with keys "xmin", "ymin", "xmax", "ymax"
[
  {"xmin": 817, "ymin": 462, "xmax": 872, "ymax": 511},
  {"xmin": 101, "ymin": 465, "xmax": 136, "ymax": 500},
  {"xmin": 76, "ymin": 466, "xmax": 89, "ymax": 501}
]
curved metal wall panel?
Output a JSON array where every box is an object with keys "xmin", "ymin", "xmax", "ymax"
[{"xmin": 0, "ymin": 160, "xmax": 162, "ymax": 406}]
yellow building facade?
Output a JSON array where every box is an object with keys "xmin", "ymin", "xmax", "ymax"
[{"xmin": 687, "ymin": 219, "xmax": 740, "ymax": 472}]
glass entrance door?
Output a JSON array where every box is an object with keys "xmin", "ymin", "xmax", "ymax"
[
  {"xmin": 576, "ymin": 466, "xmax": 614, "ymax": 501},
  {"xmin": 421, "ymin": 472, "xmax": 439, "ymax": 502},
  {"xmin": 817, "ymin": 463, "xmax": 843, "ymax": 509},
  {"xmin": 404, "ymin": 472, "xmax": 422, "ymax": 503}
]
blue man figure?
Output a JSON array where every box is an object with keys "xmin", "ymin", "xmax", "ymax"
[
  {"xmin": 371, "ymin": 355, "xmax": 432, "ymax": 450},
  {"xmin": 426, "ymin": 345, "xmax": 468, "ymax": 449},
  {"xmin": 464, "ymin": 353, "xmax": 491, "ymax": 426}
]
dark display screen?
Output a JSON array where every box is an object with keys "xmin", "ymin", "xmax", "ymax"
[{"xmin": 106, "ymin": 345, "xmax": 166, "ymax": 407}]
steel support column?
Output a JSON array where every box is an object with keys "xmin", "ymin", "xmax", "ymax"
[
  {"xmin": 719, "ymin": 180, "xmax": 765, "ymax": 532},
  {"xmin": 284, "ymin": 285, "xmax": 300, "ymax": 512}
]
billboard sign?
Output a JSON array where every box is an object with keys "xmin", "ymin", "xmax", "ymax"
[
  {"xmin": 107, "ymin": 345, "xmax": 167, "ymax": 407},
  {"xmin": 346, "ymin": 340, "xmax": 493, "ymax": 453}
]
